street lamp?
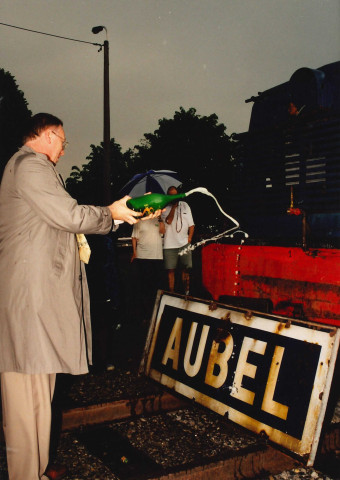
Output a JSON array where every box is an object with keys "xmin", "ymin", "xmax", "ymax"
[{"xmin": 92, "ymin": 25, "xmax": 111, "ymax": 205}]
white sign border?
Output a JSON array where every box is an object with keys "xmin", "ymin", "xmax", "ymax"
[{"xmin": 142, "ymin": 292, "xmax": 340, "ymax": 464}]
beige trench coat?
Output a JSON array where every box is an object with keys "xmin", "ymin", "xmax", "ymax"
[{"xmin": 0, "ymin": 147, "xmax": 112, "ymax": 374}]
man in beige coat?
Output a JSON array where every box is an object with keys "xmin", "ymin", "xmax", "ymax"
[{"xmin": 0, "ymin": 113, "xmax": 158, "ymax": 480}]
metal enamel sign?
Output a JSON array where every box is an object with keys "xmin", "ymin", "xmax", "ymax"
[{"xmin": 142, "ymin": 292, "xmax": 340, "ymax": 464}]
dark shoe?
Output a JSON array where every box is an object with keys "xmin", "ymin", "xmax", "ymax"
[{"xmin": 45, "ymin": 463, "xmax": 67, "ymax": 480}]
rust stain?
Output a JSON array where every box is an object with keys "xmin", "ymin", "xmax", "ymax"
[
  {"xmin": 242, "ymin": 275, "xmax": 340, "ymax": 321},
  {"xmin": 214, "ymin": 327, "xmax": 231, "ymax": 342},
  {"xmin": 275, "ymin": 322, "xmax": 285, "ymax": 333},
  {"xmin": 259, "ymin": 429, "xmax": 269, "ymax": 440},
  {"xmin": 209, "ymin": 301, "xmax": 217, "ymax": 311}
]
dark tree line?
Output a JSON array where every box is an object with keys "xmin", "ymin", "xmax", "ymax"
[
  {"xmin": 0, "ymin": 69, "xmax": 32, "ymax": 179},
  {"xmin": 67, "ymin": 107, "xmax": 235, "ymax": 236},
  {"xmin": 134, "ymin": 107, "xmax": 232, "ymax": 195},
  {"xmin": 1, "ymin": 68, "xmax": 236, "ymax": 236},
  {"xmin": 66, "ymin": 140, "xmax": 137, "ymax": 206}
]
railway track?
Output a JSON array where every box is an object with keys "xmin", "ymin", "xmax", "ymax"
[
  {"xmin": 1, "ymin": 371, "xmax": 339, "ymax": 479},
  {"xmin": 55, "ymin": 389, "xmax": 340, "ymax": 480}
]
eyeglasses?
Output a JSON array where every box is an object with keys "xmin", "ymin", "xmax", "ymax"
[{"xmin": 52, "ymin": 130, "xmax": 69, "ymax": 149}]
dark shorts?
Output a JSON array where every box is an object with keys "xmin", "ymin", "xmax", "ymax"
[{"xmin": 163, "ymin": 244, "xmax": 192, "ymax": 270}]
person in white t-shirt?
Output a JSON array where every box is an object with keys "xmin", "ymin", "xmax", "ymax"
[
  {"xmin": 131, "ymin": 216, "xmax": 165, "ymax": 319},
  {"xmin": 161, "ymin": 186, "xmax": 195, "ymax": 294}
]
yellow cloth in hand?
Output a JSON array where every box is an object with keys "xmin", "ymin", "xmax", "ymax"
[{"xmin": 76, "ymin": 234, "xmax": 91, "ymax": 264}]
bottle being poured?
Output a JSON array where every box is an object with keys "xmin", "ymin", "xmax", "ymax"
[
  {"xmin": 126, "ymin": 191, "xmax": 186, "ymax": 215},
  {"xmin": 126, "ymin": 188, "xmax": 248, "ymax": 252}
]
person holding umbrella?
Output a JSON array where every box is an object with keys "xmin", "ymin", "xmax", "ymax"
[
  {"xmin": 120, "ymin": 170, "xmax": 182, "ymax": 324},
  {"xmin": 162, "ymin": 186, "xmax": 195, "ymax": 294}
]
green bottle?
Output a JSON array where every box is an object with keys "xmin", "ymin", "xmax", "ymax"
[{"xmin": 126, "ymin": 192, "xmax": 186, "ymax": 216}]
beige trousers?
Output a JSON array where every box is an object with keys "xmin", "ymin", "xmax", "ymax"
[{"xmin": 0, "ymin": 372, "xmax": 56, "ymax": 480}]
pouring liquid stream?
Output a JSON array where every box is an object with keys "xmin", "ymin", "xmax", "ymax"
[
  {"xmin": 126, "ymin": 187, "xmax": 248, "ymax": 253},
  {"xmin": 180, "ymin": 187, "xmax": 248, "ymax": 255}
]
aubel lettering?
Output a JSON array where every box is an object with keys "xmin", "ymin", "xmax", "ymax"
[{"xmin": 151, "ymin": 304, "xmax": 321, "ymax": 440}]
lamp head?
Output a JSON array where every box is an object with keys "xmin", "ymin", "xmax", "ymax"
[{"xmin": 92, "ymin": 26, "xmax": 105, "ymax": 34}]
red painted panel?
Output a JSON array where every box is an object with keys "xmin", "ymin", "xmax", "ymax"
[{"xmin": 202, "ymin": 244, "xmax": 340, "ymax": 326}]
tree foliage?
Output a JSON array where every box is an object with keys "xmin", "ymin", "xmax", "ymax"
[
  {"xmin": 66, "ymin": 106, "xmax": 234, "ymax": 235},
  {"xmin": 66, "ymin": 139, "xmax": 136, "ymax": 205},
  {"xmin": 133, "ymin": 107, "xmax": 234, "ymax": 233},
  {"xmin": 134, "ymin": 107, "xmax": 232, "ymax": 195},
  {"xmin": 0, "ymin": 69, "xmax": 32, "ymax": 179},
  {"xmin": 0, "ymin": 69, "xmax": 236, "ymax": 237}
]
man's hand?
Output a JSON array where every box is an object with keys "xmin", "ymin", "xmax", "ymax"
[
  {"xmin": 108, "ymin": 198, "xmax": 163, "ymax": 225},
  {"xmin": 108, "ymin": 196, "xmax": 142, "ymax": 225}
]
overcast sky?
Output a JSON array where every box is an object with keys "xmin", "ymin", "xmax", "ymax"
[{"xmin": 1, "ymin": 0, "xmax": 340, "ymax": 180}]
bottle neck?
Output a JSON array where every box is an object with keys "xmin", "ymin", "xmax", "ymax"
[{"xmin": 171, "ymin": 193, "xmax": 186, "ymax": 201}]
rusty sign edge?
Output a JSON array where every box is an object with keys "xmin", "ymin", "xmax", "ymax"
[{"xmin": 142, "ymin": 292, "xmax": 339, "ymax": 463}]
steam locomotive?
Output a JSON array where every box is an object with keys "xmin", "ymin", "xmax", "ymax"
[{"xmin": 202, "ymin": 61, "xmax": 340, "ymax": 327}]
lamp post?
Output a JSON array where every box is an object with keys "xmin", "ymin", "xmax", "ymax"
[{"xmin": 92, "ymin": 26, "xmax": 111, "ymax": 205}]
